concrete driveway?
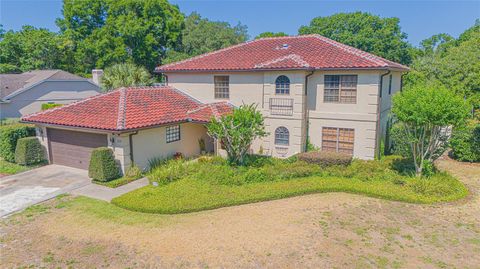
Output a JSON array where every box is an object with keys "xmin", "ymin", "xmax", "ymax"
[{"xmin": 0, "ymin": 165, "xmax": 90, "ymax": 217}]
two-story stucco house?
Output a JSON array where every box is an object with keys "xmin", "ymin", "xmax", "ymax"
[
  {"xmin": 156, "ymin": 35, "xmax": 409, "ymax": 160},
  {"xmin": 0, "ymin": 70, "xmax": 100, "ymax": 119},
  {"xmin": 22, "ymin": 35, "xmax": 408, "ymax": 172}
]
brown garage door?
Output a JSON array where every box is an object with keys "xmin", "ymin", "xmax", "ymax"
[{"xmin": 47, "ymin": 128, "xmax": 107, "ymax": 170}]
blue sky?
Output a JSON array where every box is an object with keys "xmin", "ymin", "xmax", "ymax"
[{"xmin": 1, "ymin": 0, "xmax": 479, "ymax": 46}]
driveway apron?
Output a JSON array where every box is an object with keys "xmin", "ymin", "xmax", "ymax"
[{"xmin": 0, "ymin": 165, "xmax": 90, "ymax": 217}]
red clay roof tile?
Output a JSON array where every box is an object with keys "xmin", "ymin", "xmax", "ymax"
[
  {"xmin": 156, "ymin": 35, "xmax": 409, "ymax": 72},
  {"xmin": 21, "ymin": 86, "xmax": 233, "ymax": 131}
]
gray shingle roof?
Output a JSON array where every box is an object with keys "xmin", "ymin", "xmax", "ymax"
[{"xmin": 0, "ymin": 70, "xmax": 86, "ymax": 99}]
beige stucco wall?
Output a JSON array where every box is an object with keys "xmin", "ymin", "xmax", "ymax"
[
  {"xmin": 119, "ymin": 123, "xmax": 211, "ymax": 171},
  {"xmin": 379, "ymin": 72, "xmax": 402, "ymax": 138},
  {"xmin": 1, "ymin": 81, "xmax": 100, "ymax": 119},
  {"xmin": 166, "ymin": 70, "xmax": 399, "ymax": 160},
  {"xmin": 306, "ymin": 70, "xmax": 382, "ymax": 159},
  {"xmin": 167, "ymin": 71, "xmax": 308, "ymax": 158}
]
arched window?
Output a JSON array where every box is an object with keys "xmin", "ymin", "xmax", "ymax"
[
  {"xmin": 275, "ymin": 126, "xmax": 289, "ymax": 145},
  {"xmin": 275, "ymin": 75, "xmax": 290, "ymax": 95}
]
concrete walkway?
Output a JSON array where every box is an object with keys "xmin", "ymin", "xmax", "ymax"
[
  {"xmin": 0, "ymin": 165, "xmax": 90, "ymax": 217},
  {"xmin": 70, "ymin": 177, "xmax": 149, "ymax": 201}
]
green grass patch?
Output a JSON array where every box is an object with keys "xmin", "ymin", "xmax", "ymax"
[
  {"xmin": 111, "ymin": 155, "xmax": 468, "ymax": 214},
  {"xmin": 0, "ymin": 158, "xmax": 44, "ymax": 175},
  {"xmin": 92, "ymin": 175, "xmax": 142, "ymax": 188}
]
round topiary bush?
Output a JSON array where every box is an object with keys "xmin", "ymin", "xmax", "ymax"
[
  {"xmin": 88, "ymin": 147, "xmax": 121, "ymax": 182},
  {"xmin": 14, "ymin": 137, "xmax": 45, "ymax": 165}
]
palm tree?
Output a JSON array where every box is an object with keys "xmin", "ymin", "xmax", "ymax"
[{"xmin": 100, "ymin": 63, "xmax": 153, "ymax": 91}]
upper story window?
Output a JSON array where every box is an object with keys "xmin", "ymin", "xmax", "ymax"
[
  {"xmin": 274, "ymin": 126, "xmax": 290, "ymax": 146},
  {"xmin": 166, "ymin": 125, "xmax": 181, "ymax": 143},
  {"xmin": 214, "ymin": 76, "xmax": 229, "ymax": 99},
  {"xmin": 275, "ymin": 75, "xmax": 290, "ymax": 95},
  {"xmin": 324, "ymin": 75, "xmax": 357, "ymax": 104}
]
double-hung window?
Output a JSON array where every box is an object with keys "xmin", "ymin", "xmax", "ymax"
[
  {"xmin": 166, "ymin": 125, "xmax": 180, "ymax": 143},
  {"xmin": 214, "ymin": 76, "xmax": 229, "ymax": 99},
  {"xmin": 324, "ymin": 75, "xmax": 357, "ymax": 104}
]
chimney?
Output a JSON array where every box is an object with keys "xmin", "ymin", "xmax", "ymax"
[{"xmin": 92, "ymin": 69, "xmax": 104, "ymax": 85}]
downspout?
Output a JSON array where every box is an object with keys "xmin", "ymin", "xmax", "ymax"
[
  {"xmin": 163, "ymin": 74, "xmax": 169, "ymax": 86},
  {"xmin": 400, "ymin": 73, "xmax": 406, "ymax": 92},
  {"xmin": 375, "ymin": 70, "xmax": 391, "ymax": 159},
  {"xmin": 129, "ymin": 131, "xmax": 139, "ymax": 164},
  {"xmin": 304, "ymin": 69, "xmax": 315, "ymax": 152}
]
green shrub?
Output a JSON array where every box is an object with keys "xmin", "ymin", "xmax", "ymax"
[
  {"xmin": 0, "ymin": 124, "xmax": 35, "ymax": 162},
  {"xmin": 88, "ymin": 147, "xmax": 120, "ymax": 182},
  {"xmin": 297, "ymin": 151, "xmax": 352, "ymax": 166},
  {"xmin": 390, "ymin": 123, "xmax": 411, "ymax": 158},
  {"xmin": 125, "ymin": 163, "xmax": 143, "ymax": 179},
  {"xmin": 14, "ymin": 137, "xmax": 45, "ymax": 165},
  {"xmin": 147, "ymin": 156, "xmax": 166, "ymax": 171},
  {"xmin": 41, "ymin": 103, "xmax": 63, "ymax": 110},
  {"xmin": 450, "ymin": 120, "xmax": 480, "ymax": 162},
  {"xmin": 148, "ymin": 159, "xmax": 194, "ymax": 185},
  {"xmin": 407, "ymin": 172, "xmax": 461, "ymax": 196}
]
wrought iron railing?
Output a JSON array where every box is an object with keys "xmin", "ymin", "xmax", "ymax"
[{"xmin": 269, "ymin": 98, "xmax": 294, "ymax": 116}]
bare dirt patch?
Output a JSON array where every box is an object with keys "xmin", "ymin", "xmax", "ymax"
[{"xmin": 1, "ymin": 156, "xmax": 479, "ymax": 268}]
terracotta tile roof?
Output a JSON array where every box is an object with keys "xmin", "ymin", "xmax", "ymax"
[
  {"xmin": 21, "ymin": 86, "xmax": 233, "ymax": 131},
  {"xmin": 187, "ymin": 102, "xmax": 234, "ymax": 122},
  {"xmin": 156, "ymin": 35, "xmax": 409, "ymax": 72}
]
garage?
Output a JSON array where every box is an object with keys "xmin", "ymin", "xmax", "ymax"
[{"xmin": 47, "ymin": 128, "xmax": 107, "ymax": 170}]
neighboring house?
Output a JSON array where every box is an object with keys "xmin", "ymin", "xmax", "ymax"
[
  {"xmin": 22, "ymin": 86, "xmax": 232, "ymax": 171},
  {"xmin": 156, "ymin": 34, "xmax": 409, "ymax": 160},
  {"xmin": 0, "ymin": 70, "xmax": 100, "ymax": 119}
]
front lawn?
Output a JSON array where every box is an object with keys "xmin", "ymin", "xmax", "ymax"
[
  {"xmin": 93, "ymin": 175, "xmax": 142, "ymax": 188},
  {"xmin": 0, "ymin": 158, "xmax": 44, "ymax": 176},
  {"xmin": 112, "ymin": 155, "xmax": 468, "ymax": 214}
]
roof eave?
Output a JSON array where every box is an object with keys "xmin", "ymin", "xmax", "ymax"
[
  {"xmin": 21, "ymin": 118, "xmax": 208, "ymax": 134},
  {"xmin": 155, "ymin": 66, "xmax": 409, "ymax": 73}
]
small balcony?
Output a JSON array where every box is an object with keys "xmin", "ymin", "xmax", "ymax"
[{"xmin": 269, "ymin": 98, "xmax": 294, "ymax": 116}]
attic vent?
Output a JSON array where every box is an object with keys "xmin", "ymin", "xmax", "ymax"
[{"xmin": 275, "ymin": 44, "xmax": 290, "ymax": 50}]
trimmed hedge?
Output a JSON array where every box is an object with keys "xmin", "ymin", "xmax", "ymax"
[
  {"xmin": 0, "ymin": 124, "xmax": 35, "ymax": 162},
  {"xmin": 41, "ymin": 103, "xmax": 63, "ymax": 111},
  {"xmin": 88, "ymin": 147, "xmax": 121, "ymax": 182},
  {"xmin": 15, "ymin": 137, "xmax": 45, "ymax": 165},
  {"xmin": 297, "ymin": 151, "xmax": 352, "ymax": 166},
  {"xmin": 450, "ymin": 120, "xmax": 480, "ymax": 162}
]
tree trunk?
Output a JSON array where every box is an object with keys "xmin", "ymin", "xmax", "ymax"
[{"xmin": 415, "ymin": 166, "xmax": 422, "ymax": 177}]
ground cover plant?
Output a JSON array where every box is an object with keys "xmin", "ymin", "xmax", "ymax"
[
  {"xmin": 112, "ymin": 154, "xmax": 467, "ymax": 214},
  {"xmin": 93, "ymin": 163, "xmax": 143, "ymax": 188},
  {"xmin": 0, "ymin": 158, "xmax": 44, "ymax": 176}
]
